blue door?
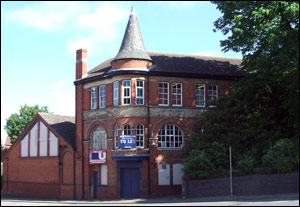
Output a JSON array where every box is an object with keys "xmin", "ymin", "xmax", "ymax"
[
  {"xmin": 93, "ymin": 171, "xmax": 98, "ymax": 199},
  {"xmin": 121, "ymin": 168, "xmax": 140, "ymax": 198}
]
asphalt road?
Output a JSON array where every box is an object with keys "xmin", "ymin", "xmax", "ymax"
[{"xmin": 1, "ymin": 193, "xmax": 299, "ymax": 206}]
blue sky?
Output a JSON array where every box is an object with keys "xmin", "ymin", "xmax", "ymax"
[{"xmin": 1, "ymin": 1, "xmax": 242, "ymax": 144}]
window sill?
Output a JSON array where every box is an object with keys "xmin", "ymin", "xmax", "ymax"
[{"xmin": 111, "ymin": 148, "xmax": 149, "ymax": 152}]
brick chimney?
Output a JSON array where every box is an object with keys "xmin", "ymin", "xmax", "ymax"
[{"xmin": 76, "ymin": 49, "xmax": 87, "ymax": 80}]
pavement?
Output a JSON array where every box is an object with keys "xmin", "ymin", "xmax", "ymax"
[{"xmin": 1, "ymin": 193, "xmax": 299, "ymax": 205}]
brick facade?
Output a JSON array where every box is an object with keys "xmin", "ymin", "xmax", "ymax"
[{"xmin": 2, "ymin": 7, "xmax": 245, "ymax": 200}]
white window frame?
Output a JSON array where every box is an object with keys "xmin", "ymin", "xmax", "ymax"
[
  {"xmin": 99, "ymin": 85, "xmax": 106, "ymax": 109},
  {"xmin": 158, "ymin": 124, "xmax": 184, "ymax": 148},
  {"xmin": 114, "ymin": 125, "xmax": 119, "ymax": 149},
  {"xmin": 158, "ymin": 82, "xmax": 169, "ymax": 106},
  {"xmin": 113, "ymin": 81, "xmax": 119, "ymax": 106},
  {"xmin": 90, "ymin": 87, "xmax": 97, "ymax": 110},
  {"xmin": 136, "ymin": 124, "xmax": 144, "ymax": 148},
  {"xmin": 122, "ymin": 80, "xmax": 131, "ymax": 105},
  {"xmin": 171, "ymin": 83, "xmax": 182, "ymax": 107},
  {"xmin": 135, "ymin": 80, "xmax": 144, "ymax": 105},
  {"xmin": 208, "ymin": 85, "xmax": 218, "ymax": 107},
  {"xmin": 195, "ymin": 84, "xmax": 206, "ymax": 108}
]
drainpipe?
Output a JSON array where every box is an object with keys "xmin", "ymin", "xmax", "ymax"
[
  {"xmin": 73, "ymin": 149, "xmax": 76, "ymax": 200},
  {"xmin": 147, "ymin": 71, "xmax": 151, "ymax": 197}
]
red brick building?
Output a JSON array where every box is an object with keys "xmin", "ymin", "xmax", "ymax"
[{"xmin": 2, "ymin": 7, "xmax": 244, "ymax": 200}]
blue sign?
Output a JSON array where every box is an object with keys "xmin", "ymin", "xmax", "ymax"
[{"xmin": 120, "ymin": 135, "xmax": 136, "ymax": 149}]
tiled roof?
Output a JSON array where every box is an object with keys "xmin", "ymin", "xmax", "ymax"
[
  {"xmin": 38, "ymin": 112, "xmax": 76, "ymax": 149},
  {"xmin": 81, "ymin": 52, "xmax": 245, "ymax": 82},
  {"xmin": 112, "ymin": 6, "xmax": 152, "ymax": 63}
]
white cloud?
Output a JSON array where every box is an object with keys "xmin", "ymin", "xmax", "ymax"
[
  {"xmin": 149, "ymin": 1, "xmax": 204, "ymax": 9},
  {"xmin": 193, "ymin": 50, "xmax": 224, "ymax": 57},
  {"xmin": 5, "ymin": 2, "xmax": 128, "ymax": 55},
  {"xmin": 5, "ymin": 2, "xmax": 86, "ymax": 31}
]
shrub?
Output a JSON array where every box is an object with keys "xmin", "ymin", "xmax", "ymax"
[
  {"xmin": 262, "ymin": 138, "xmax": 298, "ymax": 173},
  {"xmin": 183, "ymin": 149, "xmax": 215, "ymax": 180},
  {"xmin": 235, "ymin": 154, "xmax": 255, "ymax": 175}
]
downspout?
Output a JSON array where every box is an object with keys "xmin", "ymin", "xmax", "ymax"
[
  {"xmin": 81, "ymin": 85, "xmax": 84, "ymax": 200},
  {"xmin": 73, "ymin": 149, "xmax": 76, "ymax": 200},
  {"xmin": 147, "ymin": 70, "xmax": 151, "ymax": 197}
]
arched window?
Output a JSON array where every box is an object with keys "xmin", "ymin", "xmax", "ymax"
[
  {"xmin": 114, "ymin": 125, "xmax": 119, "ymax": 149},
  {"xmin": 158, "ymin": 124, "xmax": 184, "ymax": 148},
  {"xmin": 123, "ymin": 124, "xmax": 131, "ymax": 135},
  {"xmin": 136, "ymin": 124, "xmax": 144, "ymax": 148},
  {"xmin": 90, "ymin": 126, "xmax": 107, "ymax": 150}
]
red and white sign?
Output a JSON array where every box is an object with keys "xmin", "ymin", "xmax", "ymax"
[{"xmin": 89, "ymin": 150, "xmax": 106, "ymax": 164}]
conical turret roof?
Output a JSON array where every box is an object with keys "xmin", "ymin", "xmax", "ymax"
[{"xmin": 112, "ymin": 6, "xmax": 152, "ymax": 63}]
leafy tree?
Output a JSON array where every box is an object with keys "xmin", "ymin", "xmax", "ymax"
[
  {"xmin": 4, "ymin": 104, "xmax": 49, "ymax": 143},
  {"xmin": 183, "ymin": 1, "xmax": 299, "ymax": 179}
]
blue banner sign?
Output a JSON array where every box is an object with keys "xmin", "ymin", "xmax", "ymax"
[{"xmin": 120, "ymin": 135, "xmax": 136, "ymax": 149}]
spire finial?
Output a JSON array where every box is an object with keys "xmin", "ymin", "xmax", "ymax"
[{"xmin": 131, "ymin": 6, "xmax": 136, "ymax": 16}]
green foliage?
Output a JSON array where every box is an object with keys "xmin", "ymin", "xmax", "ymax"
[
  {"xmin": 262, "ymin": 138, "xmax": 298, "ymax": 173},
  {"xmin": 4, "ymin": 104, "xmax": 49, "ymax": 143},
  {"xmin": 235, "ymin": 153, "xmax": 255, "ymax": 175},
  {"xmin": 183, "ymin": 149, "xmax": 215, "ymax": 179},
  {"xmin": 183, "ymin": 2, "xmax": 299, "ymax": 179}
]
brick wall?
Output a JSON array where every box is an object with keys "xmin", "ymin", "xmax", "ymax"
[{"xmin": 184, "ymin": 173, "xmax": 299, "ymax": 198}]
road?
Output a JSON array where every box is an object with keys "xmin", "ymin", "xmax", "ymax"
[{"xmin": 1, "ymin": 194, "xmax": 299, "ymax": 206}]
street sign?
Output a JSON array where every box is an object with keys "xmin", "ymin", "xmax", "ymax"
[{"xmin": 120, "ymin": 135, "xmax": 136, "ymax": 149}]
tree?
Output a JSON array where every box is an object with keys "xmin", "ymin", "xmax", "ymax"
[
  {"xmin": 183, "ymin": 1, "xmax": 299, "ymax": 179},
  {"xmin": 212, "ymin": 1, "xmax": 299, "ymax": 135},
  {"xmin": 4, "ymin": 105, "xmax": 49, "ymax": 143}
]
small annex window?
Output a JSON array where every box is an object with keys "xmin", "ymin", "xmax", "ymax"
[
  {"xmin": 122, "ymin": 80, "xmax": 131, "ymax": 105},
  {"xmin": 90, "ymin": 87, "xmax": 97, "ymax": 109},
  {"xmin": 30, "ymin": 123, "xmax": 38, "ymax": 157},
  {"xmin": 99, "ymin": 85, "xmax": 106, "ymax": 108},
  {"xmin": 136, "ymin": 80, "xmax": 144, "ymax": 105},
  {"xmin": 195, "ymin": 84, "xmax": 205, "ymax": 107},
  {"xmin": 171, "ymin": 83, "xmax": 182, "ymax": 106},
  {"xmin": 158, "ymin": 124, "xmax": 184, "ymax": 148},
  {"xmin": 91, "ymin": 126, "xmax": 107, "ymax": 150},
  {"xmin": 208, "ymin": 85, "xmax": 218, "ymax": 107},
  {"xmin": 39, "ymin": 121, "xmax": 48, "ymax": 157},
  {"xmin": 158, "ymin": 82, "xmax": 169, "ymax": 106},
  {"xmin": 136, "ymin": 124, "xmax": 144, "ymax": 148},
  {"xmin": 21, "ymin": 134, "xmax": 29, "ymax": 157},
  {"xmin": 113, "ymin": 81, "xmax": 119, "ymax": 106},
  {"xmin": 49, "ymin": 131, "xmax": 58, "ymax": 156}
]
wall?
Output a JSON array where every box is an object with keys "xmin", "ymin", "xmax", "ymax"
[{"xmin": 184, "ymin": 173, "xmax": 299, "ymax": 198}]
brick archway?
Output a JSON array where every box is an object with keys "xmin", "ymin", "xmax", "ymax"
[
  {"xmin": 151, "ymin": 118, "xmax": 188, "ymax": 138},
  {"xmin": 85, "ymin": 120, "xmax": 110, "ymax": 140}
]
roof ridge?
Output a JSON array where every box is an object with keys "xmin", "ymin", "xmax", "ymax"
[{"xmin": 147, "ymin": 51, "xmax": 242, "ymax": 60}]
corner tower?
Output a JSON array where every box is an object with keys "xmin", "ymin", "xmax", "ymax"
[{"xmin": 111, "ymin": 6, "xmax": 153, "ymax": 70}]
